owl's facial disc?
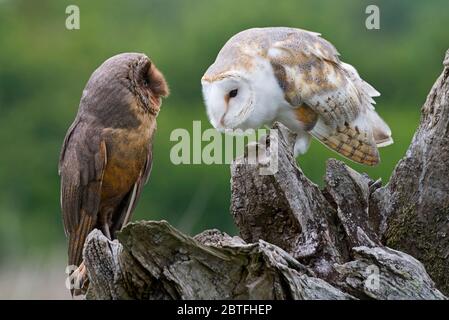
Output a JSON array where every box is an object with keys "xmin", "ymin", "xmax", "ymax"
[
  {"xmin": 202, "ymin": 75, "xmax": 255, "ymax": 131},
  {"xmin": 202, "ymin": 57, "xmax": 287, "ymax": 132},
  {"xmin": 135, "ymin": 59, "xmax": 169, "ymax": 111}
]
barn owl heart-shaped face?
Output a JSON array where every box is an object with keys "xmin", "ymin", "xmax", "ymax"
[
  {"xmin": 201, "ymin": 75, "xmax": 255, "ymax": 131},
  {"xmin": 202, "ymin": 55, "xmax": 287, "ymax": 132}
]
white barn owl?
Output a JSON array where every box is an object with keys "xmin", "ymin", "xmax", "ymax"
[{"xmin": 201, "ymin": 27, "xmax": 393, "ymax": 165}]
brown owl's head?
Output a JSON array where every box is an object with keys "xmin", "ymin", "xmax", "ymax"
[
  {"xmin": 133, "ymin": 55, "xmax": 169, "ymax": 112},
  {"xmin": 81, "ymin": 53, "xmax": 169, "ymax": 117}
]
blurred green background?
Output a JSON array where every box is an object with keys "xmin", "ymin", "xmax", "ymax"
[{"xmin": 0, "ymin": 0, "xmax": 447, "ymax": 298}]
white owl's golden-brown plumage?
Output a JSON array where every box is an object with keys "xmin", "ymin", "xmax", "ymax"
[{"xmin": 202, "ymin": 27, "xmax": 393, "ymax": 166}]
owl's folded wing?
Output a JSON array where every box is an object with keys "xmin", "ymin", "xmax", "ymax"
[
  {"xmin": 59, "ymin": 121, "xmax": 107, "ymax": 267},
  {"xmin": 267, "ymin": 30, "xmax": 392, "ymax": 165}
]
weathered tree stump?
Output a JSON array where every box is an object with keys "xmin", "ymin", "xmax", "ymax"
[
  {"xmin": 373, "ymin": 49, "xmax": 449, "ymax": 295},
  {"xmin": 83, "ymin": 50, "xmax": 449, "ymax": 300}
]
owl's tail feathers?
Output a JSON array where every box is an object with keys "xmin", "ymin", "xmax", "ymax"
[
  {"xmin": 68, "ymin": 212, "xmax": 95, "ymax": 268},
  {"xmin": 67, "ymin": 212, "xmax": 94, "ymax": 296},
  {"xmin": 366, "ymin": 109, "xmax": 394, "ymax": 148},
  {"xmin": 310, "ymin": 118, "xmax": 380, "ymax": 166}
]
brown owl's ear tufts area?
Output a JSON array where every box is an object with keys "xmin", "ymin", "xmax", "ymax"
[{"xmin": 146, "ymin": 63, "xmax": 169, "ymax": 98}]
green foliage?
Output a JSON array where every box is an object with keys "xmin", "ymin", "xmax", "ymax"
[{"xmin": 0, "ymin": 0, "xmax": 446, "ymax": 260}]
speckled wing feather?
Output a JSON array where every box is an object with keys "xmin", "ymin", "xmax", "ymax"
[
  {"xmin": 267, "ymin": 29, "xmax": 386, "ymax": 165},
  {"xmin": 59, "ymin": 120, "xmax": 107, "ymax": 267}
]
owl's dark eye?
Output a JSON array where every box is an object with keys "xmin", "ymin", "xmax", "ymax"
[{"xmin": 229, "ymin": 89, "xmax": 238, "ymax": 98}]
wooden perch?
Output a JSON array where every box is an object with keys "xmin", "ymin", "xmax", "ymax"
[
  {"xmin": 373, "ymin": 49, "xmax": 449, "ymax": 295},
  {"xmin": 84, "ymin": 223, "xmax": 353, "ymax": 299},
  {"xmin": 83, "ymin": 51, "xmax": 449, "ymax": 300}
]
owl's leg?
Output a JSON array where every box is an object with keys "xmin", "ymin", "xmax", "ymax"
[
  {"xmin": 102, "ymin": 223, "xmax": 111, "ymax": 239},
  {"xmin": 99, "ymin": 206, "xmax": 113, "ymax": 239},
  {"xmin": 294, "ymin": 131, "xmax": 312, "ymax": 157}
]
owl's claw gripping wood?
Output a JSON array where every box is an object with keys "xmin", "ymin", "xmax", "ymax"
[
  {"xmin": 59, "ymin": 53, "xmax": 169, "ymax": 296},
  {"xmin": 70, "ymin": 262, "xmax": 88, "ymax": 296}
]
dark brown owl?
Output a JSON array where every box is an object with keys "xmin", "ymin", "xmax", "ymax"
[{"xmin": 59, "ymin": 53, "xmax": 169, "ymax": 295}]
